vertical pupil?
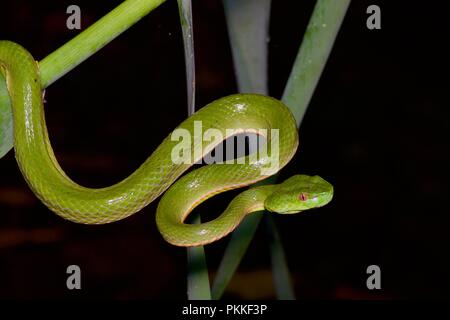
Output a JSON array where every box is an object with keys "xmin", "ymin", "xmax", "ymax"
[{"xmin": 299, "ymin": 193, "xmax": 307, "ymax": 201}]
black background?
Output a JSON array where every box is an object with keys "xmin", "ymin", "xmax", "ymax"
[{"xmin": 0, "ymin": 0, "xmax": 449, "ymax": 299}]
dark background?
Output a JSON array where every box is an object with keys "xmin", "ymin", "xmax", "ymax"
[{"xmin": 0, "ymin": 0, "xmax": 449, "ymax": 299}]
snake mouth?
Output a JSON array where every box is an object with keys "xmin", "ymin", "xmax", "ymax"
[{"xmin": 278, "ymin": 209, "xmax": 302, "ymax": 215}]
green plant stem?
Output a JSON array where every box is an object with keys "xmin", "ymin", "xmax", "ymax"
[
  {"xmin": 213, "ymin": 0, "xmax": 293, "ymax": 301},
  {"xmin": 40, "ymin": 0, "xmax": 167, "ymax": 88},
  {"xmin": 282, "ymin": 0, "xmax": 351, "ymax": 126},
  {"xmin": 264, "ymin": 215, "xmax": 295, "ymax": 299},
  {"xmin": 222, "ymin": 0, "xmax": 271, "ymax": 94},
  {"xmin": 216, "ymin": 0, "xmax": 295, "ymax": 300},
  {"xmin": 177, "ymin": 0, "xmax": 211, "ymax": 300},
  {"xmin": 1, "ymin": 0, "xmax": 167, "ymax": 158},
  {"xmin": 211, "ymin": 212, "xmax": 263, "ymax": 300},
  {"xmin": 177, "ymin": 0, "xmax": 196, "ymax": 116},
  {"xmin": 212, "ymin": 0, "xmax": 351, "ymax": 300},
  {"xmin": 187, "ymin": 214, "xmax": 211, "ymax": 300}
]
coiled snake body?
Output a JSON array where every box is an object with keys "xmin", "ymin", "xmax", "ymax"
[{"xmin": 0, "ymin": 41, "xmax": 333, "ymax": 246}]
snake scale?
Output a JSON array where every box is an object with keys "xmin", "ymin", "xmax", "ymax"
[{"xmin": 0, "ymin": 41, "xmax": 333, "ymax": 246}]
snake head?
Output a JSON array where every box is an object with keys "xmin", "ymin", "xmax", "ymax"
[{"xmin": 264, "ymin": 175, "xmax": 333, "ymax": 214}]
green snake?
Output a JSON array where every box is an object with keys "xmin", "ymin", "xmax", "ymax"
[{"xmin": 0, "ymin": 41, "xmax": 333, "ymax": 247}]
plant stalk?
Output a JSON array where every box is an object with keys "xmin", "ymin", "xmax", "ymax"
[
  {"xmin": 1, "ymin": 0, "xmax": 168, "ymax": 158},
  {"xmin": 40, "ymin": 0, "xmax": 167, "ymax": 88}
]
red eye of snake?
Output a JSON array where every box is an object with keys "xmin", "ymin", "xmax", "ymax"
[{"xmin": 299, "ymin": 193, "xmax": 307, "ymax": 201}]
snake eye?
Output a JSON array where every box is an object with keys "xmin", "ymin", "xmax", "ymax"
[{"xmin": 299, "ymin": 193, "xmax": 307, "ymax": 201}]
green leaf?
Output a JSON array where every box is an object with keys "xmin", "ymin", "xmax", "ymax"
[
  {"xmin": 214, "ymin": 0, "xmax": 297, "ymax": 301},
  {"xmin": 213, "ymin": 0, "xmax": 351, "ymax": 300},
  {"xmin": 264, "ymin": 215, "xmax": 295, "ymax": 300},
  {"xmin": 177, "ymin": 0, "xmax": 196, "ymax": 116},
  {"xmin": 282, "ymin": 0, "xmax": 351, "ymax": 126},
  {"xmin": 223, "ymin": 0, "xmax": 271, "ymax": 94},
  {"xmin": 187, "ymin": 214, "xmax": 211, "ymax": 300},
  {"xmin": 211, "ymin": 212, "xmax": 263, "ymax": 300},
  {"xmin": 177, "ymin": 0, "xmax": 211, "ymax": 300}
]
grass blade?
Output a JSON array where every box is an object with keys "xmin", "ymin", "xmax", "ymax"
[
  {"xmin": 272, "ymin": 0, "xmax": 351, "ymax": 298},
  {"xmin": 222, "ymin": 0, "xmax": 271, "ymax": 94},
  {"xmin": 264, "ymin": 215, "xmax": 295, "ymax": 300},
  {"xmin": 177, "ymin": 0, "xmax": 211, "ymax": 300},
  {"xmin": 39, "ymin": 0, "xmax": 167, "ymax": 88},
  {"xmin": 178, "ymin": 0, "xmax": 196, "ymax": 116},
  {"xmin": 213, "ymin": 0, "xmax": 351, "ymax": 300},
  {"xmin": 187, "ymin": 215, "xmax": 211, "ymax": 300},
  {"xmin": 212, "ymin": 0, "xmax": 288, "ymax": 300},
  {"xmin": 211, "ymin": 212, "xmax": 263, "ymax": 300},
  {"xmin": 282, "ymin": 0, "xmax": 351, "ymax": 126}
]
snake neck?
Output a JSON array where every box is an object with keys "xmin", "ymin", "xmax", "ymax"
[{"xmin": 156, "ymin": 183, "xmax": 277, "ymax": 247}]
